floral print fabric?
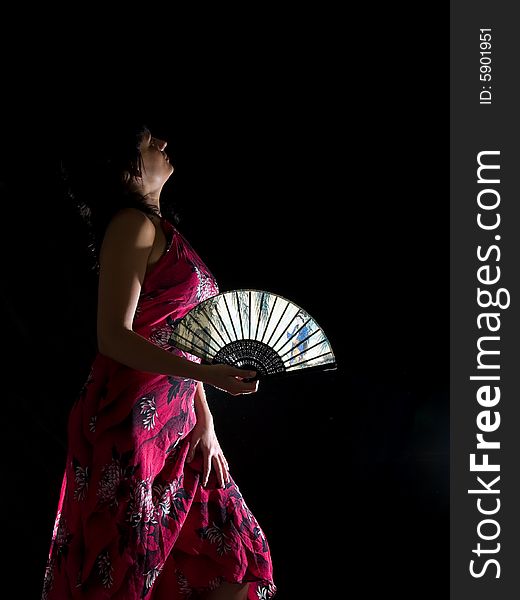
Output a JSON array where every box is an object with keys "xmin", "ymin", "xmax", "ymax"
[{"xmin": 42, "ymin": 217, "xmax": 276, "ymax": 599}]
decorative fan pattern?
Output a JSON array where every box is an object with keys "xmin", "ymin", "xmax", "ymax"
[{"xmin": 168, "ymin": 290, "xmax": 337, "ymax": 378}]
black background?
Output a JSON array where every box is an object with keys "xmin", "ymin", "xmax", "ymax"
[{"xmin": 1, "ymin": 7, "xmax": 447, "ymax": 599}]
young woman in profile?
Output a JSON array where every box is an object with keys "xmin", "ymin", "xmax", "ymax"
[{"xmin": 41, "ymin": 123, "xmax": 277, "ymax": 600}]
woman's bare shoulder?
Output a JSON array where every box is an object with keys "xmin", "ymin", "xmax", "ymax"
[{"xmin": 101, "ymin": 208, "xmax": 156, "ymax": 255}]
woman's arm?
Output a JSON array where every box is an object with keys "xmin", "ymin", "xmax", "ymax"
[
  {"xmin": 97, "ymin": 208, "xmax": 204, "ymax": 379},
  {"xmin": 193, "ymin": 380, "xmax": 212, "ymax": 422},
  {"xmin": 99, "ymin": 328, "xmax": 206, "ymax": 380},
  {"xmin": 188, "ymin": 380, "xmax": 231, "ymax": 488},
  {"xmin": 96, "ymin": 208, "xmax": 257, "ymax": 393}
]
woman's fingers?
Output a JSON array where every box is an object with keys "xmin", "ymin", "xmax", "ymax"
[
  {"xmin": 213, "ymin": 455, "xmax": 225, "ymax": 488},
  {"xmin": 217, "ymin": 452, "xmax": 230, "ymax": 485},
  {"xmin": 232, "ymin": 378, "xmax": 258, "ymax": 396},
  {"xmin": 202, "ymin": 453, "xmax": 230, "ymax": 488},
  {"xmin": 187, "ymin": 437, "xmax": 200, "ymax": 463},
  {"xmin": 202, "ymin": 453, "xmax": 211, "ymax": 487},
  {"xmin": 222, "ymin": 455, "xmax": 230, "ymax": 484},
  {"xmin": 200, "ymin": 446, "xmax": 230, "ymax": 488}
]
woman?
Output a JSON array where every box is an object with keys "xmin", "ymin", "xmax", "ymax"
[{"xmin": 42, "ymin": 124, "xmax": 277, "ymax": 600}]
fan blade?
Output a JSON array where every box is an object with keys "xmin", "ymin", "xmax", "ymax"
[{"xmin": 167, "ymin": 290, "xmax": 337, "ymax": 379}]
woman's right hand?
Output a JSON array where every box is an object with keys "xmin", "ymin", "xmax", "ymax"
[{"xmin": 202, "ymin": 364, "xmax": 259, "ymax": 396}]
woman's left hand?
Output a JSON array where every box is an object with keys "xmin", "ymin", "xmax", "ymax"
[{"xmin": 186, "ymin": 416, "xmax": 230, "ymax": 488}]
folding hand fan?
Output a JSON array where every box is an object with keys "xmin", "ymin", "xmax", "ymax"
[{"xmin": 168, "ymin": 290, "xmax": 337, "ymax": 380}]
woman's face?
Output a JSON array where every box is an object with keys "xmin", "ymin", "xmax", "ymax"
[{"xmin": 138, "ymin": 130, "xmax": 174, "ymax": 186}]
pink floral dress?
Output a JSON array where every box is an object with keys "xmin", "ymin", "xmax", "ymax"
[{"xmin": 42, "ymin": 216, "xmax": 277, "ymax": 599}]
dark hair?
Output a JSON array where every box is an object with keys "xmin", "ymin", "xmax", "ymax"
[{"xmin": 61, "ymin": 122, "xmax": 180, "ymax": 274}]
